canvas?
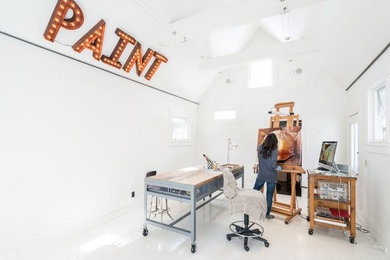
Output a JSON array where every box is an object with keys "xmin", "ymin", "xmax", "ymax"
[{"xmin": 257, "ymin": 126, "xmax": 302, "ymax": 165}]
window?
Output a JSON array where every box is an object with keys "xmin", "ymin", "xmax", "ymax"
[
  {"xmin": 171, "ymin": 117, "xmax": 189, "ymax": 141},
  {"xmin": 373, "ymin": 85, "xmax": 386, "ymax": 142},
  {"xmin": 214, "ymin": 110, "xmax": 237, "ymax": 120},
  {"xmin": 248, "ymin": 59, "xmax": 273, "ymax": 88}
]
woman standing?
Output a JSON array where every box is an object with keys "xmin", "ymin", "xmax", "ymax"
[{"xmin": 253, "ymin": 133, "xmax": 279, "ymax": 219}]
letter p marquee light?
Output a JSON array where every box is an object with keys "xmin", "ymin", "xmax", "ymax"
[{"xmin": 43, "ymin": 0, "xmax": 84, "ymax": 42}]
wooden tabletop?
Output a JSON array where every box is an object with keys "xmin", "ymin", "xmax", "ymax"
[
  {"xmin": 277, "ymin": 164, "xmax": 306, "ymax": 174},
  {"xmin": 307, "ymin": 169, "xmax": 357, "ymax": 180},
  {"xmin": 148, "ymin": 165, "xmax": 243, "ymax": 188},
  {"xmin": 253, "ymin": 164, "xmax": 305, "ymax": 174}
]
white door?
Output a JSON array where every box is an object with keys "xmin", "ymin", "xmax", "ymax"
[
  {"xmin": 349, "ymin": 116, "xmax": 359, "ymax": 173},
  {"xmin": 349, "ymin": 113, "xmax": 361, "ymax": 211}
]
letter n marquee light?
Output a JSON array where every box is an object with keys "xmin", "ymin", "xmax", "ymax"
[
  {"xmin": 43, "ymin": 0, "xmax": 84, "ymax": 42},
  {"xmin": 123, "ymin": 42, "xmax": 155, "ymax": 76}
]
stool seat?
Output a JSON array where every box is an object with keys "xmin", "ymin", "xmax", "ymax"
[
  {"xmin": 146, "ymin": 171, "xmax": 173, "ymax": 222},
  {"xmin": 223, "ymin": 168, "xmax": 269, "ymax": 251}
]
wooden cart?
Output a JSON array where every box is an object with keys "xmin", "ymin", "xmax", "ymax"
[{"xmin": 307, "ymin": 170, "xmax": 357, "ymax": 243}]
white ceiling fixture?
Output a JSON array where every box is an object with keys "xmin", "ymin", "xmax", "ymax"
[
  {"xmin": 279, "ymin": 0, "xmax": 293, "ymax": 42},
  {"xmin": 135, "ymin": 0, "xmax": 187, "ymax": 43}
]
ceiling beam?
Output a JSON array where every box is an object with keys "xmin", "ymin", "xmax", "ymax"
[
  {"xmin": 199, "ymin": 38, "xmax": 320, "ymax": 70},
  {"xmin": 171, "ymin": 0, "xmax": 327, "ymax": 41}
]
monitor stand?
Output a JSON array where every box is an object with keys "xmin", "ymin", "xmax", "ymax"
[
  {"xmin": 317, "ymin": 166, "xmax": 329, "ymax": 171},
  {"xmin": 331, "ymin": 161, "xmax": 340, "ymax": 173},
  {"xmin": 317, "ymin": 162, "xmax": 340, "ymax": 173}
]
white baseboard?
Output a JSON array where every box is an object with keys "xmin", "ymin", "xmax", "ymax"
[
  {"xmin": 367, "ymin": 222, "xmax": 389, "ymax": 256},
  {"xmin": 358, "ymin": 210, "xmax": 389, "ymax": 256}
]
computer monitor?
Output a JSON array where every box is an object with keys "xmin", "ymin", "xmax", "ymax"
[{"xmin": 318, "ymin": 141, "xmax": 337, "ymax": 171}]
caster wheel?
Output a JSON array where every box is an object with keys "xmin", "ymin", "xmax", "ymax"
[
  {"xmin": 306, "ymin": 216, "xmax": 310, "ymax": 222},
  {"xmin": 226, "ymin": 235, "xmax": 231, "ymax": 241},
  {"xmin": 285, "ymin": 220, "xmax": 289, "ymax": 225},
  {"xmin": 191, "ymin": 243, "xmax": 196, "ymax": 253},
  {"xmin": 142, "ymin": 227, "xmax": 148, "ymax": 237},
  {"xmin": 308, "ymin": 229, "xmax": 313, "ymax": 235},
  {"xmin": 349, "ymin": 237, "xmax": 355, "ymax": 244},
  {"xmin": 244, "ymin": 245, "xmax": 250, "ymax": 251},
  {"xmin": 264, "ymin": 241, "xmax": 270, "ymax": 247}
]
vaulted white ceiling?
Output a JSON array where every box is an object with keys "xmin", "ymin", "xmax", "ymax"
[
  {"xmin": 1, "ymin": 0, "xmax": 390, "ymax": 102},
  {"xmin": 145, "ymin": 0, "xmax": 390, "ymax": 96}
]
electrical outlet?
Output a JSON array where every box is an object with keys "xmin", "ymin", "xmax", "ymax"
[{"xmin": 131, "ymin": 191, "xmax": 135, "ymax": 198}]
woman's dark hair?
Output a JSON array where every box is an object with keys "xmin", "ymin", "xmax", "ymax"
[{"xmin": 260, "ymin": 133, "xmax": 278, "ymax": 159}]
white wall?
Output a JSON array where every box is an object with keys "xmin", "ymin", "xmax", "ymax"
[
  {"xmin": 197, "ymin": 59, "xmax": 348, "ymax": 210},
  {"xmin": 0, "ymin": 34, "xmax": 198, "ymax": 256},
  {"xmin": 346, "ymin": 50, "xmax": 390, "ymax": 253}
]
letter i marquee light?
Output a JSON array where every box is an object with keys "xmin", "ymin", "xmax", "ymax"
[
  {"xmin": 43, "ymin": 0, "xmax": 168, "ymax": 81},
  {"xmin": 101, "ymin": 29, "xmax": 137, "ymax": 69}
]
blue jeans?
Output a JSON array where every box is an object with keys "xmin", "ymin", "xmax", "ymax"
[{"xmin": 253, "ymin": 180, "xmax": 276, "ymax": 216}]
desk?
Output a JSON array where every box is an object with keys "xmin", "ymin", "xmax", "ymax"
[{"xmin": 143, "ymin": 165, "xmax": 244, "ymax": 253}]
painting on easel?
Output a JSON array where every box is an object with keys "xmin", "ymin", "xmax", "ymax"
[{"xmin": 257, "ymin": 126, "xmax": 302, "ymax": 165}]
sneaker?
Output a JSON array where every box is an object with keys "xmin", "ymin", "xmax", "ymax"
[{"xmin": 266, "ymin": 214, "xmax": 275, "ymax": 220}]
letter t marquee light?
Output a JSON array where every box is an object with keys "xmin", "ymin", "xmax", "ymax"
[{"xmin": 145, "ymin": 52, "xmax": 168, "ymax": 80}]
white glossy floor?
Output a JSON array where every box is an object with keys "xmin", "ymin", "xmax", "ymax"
[{"xmin": 17, "ymin": 196, "xmax": 389, "ymax": 260}]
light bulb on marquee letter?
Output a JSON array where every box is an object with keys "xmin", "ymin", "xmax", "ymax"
[
  {"xmin": 43, "ymin": 0, "xmax": 84, "ymax": 42},
  {"xmin": 101, "ymin": 28, "xmax": 136, "ymax": 69},
  {"xmin": 123, "ymin": 42, "xmax": 154, "ymax": 76},
  {"xmin": 144, "ymin": 52, "xmax": 168, "ymax": 81},
  {"xmin": 72, "ymin": 19, "xmax": 106, "ymax": 61}
]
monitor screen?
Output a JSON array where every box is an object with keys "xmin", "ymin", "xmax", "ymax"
[{"xmin": 319, "ymin": 141, "xmax": 337, "ymax": 168}]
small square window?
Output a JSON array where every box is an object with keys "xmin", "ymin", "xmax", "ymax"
[
  {"xmin": 369, "ymin": 84, "xmax": 387, "ymax": 143},
  {"xmin": 171, "ymin": 117, "xmax": 189, "ymax": 141},
  {"xmin": 214, "ymin": 110, "xmax": 237, "ymax": 120},
  {"xmin": 373, "ymin": 85, "xmax": 386, "ymax": 142},
  {"xmin": 248, "ymin": 59, "xmax": 273, "ymax": 88}
]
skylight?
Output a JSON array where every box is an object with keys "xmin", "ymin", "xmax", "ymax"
[
  {"xmin": 248, "ymin": 59, "xmax": 273, "ymax": 88},
  {"xmin": 214, "ymin": 110, "xmax": 237, "ymax": 120}
]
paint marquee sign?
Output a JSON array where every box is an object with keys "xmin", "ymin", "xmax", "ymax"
[{"xmin": 44, "ymin": 0, "xmax": 168, "ymax": 80}]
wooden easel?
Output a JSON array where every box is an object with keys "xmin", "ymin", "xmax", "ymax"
[
  {"xmin": 258, "ymin": 102, "xmax": 305, "ymax": 224},
  {"xmin": 269, "ymin": 102, "xmax": 299, "ymax": 128}
]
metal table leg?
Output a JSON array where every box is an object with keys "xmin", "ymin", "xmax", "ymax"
[
  {"xmin": 143, "ymin": 181, "xmax": 149, "ymax": 236},
  {"xmin": 190, "ymin": 186, "xmax": 196, "ymax": 253}
]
